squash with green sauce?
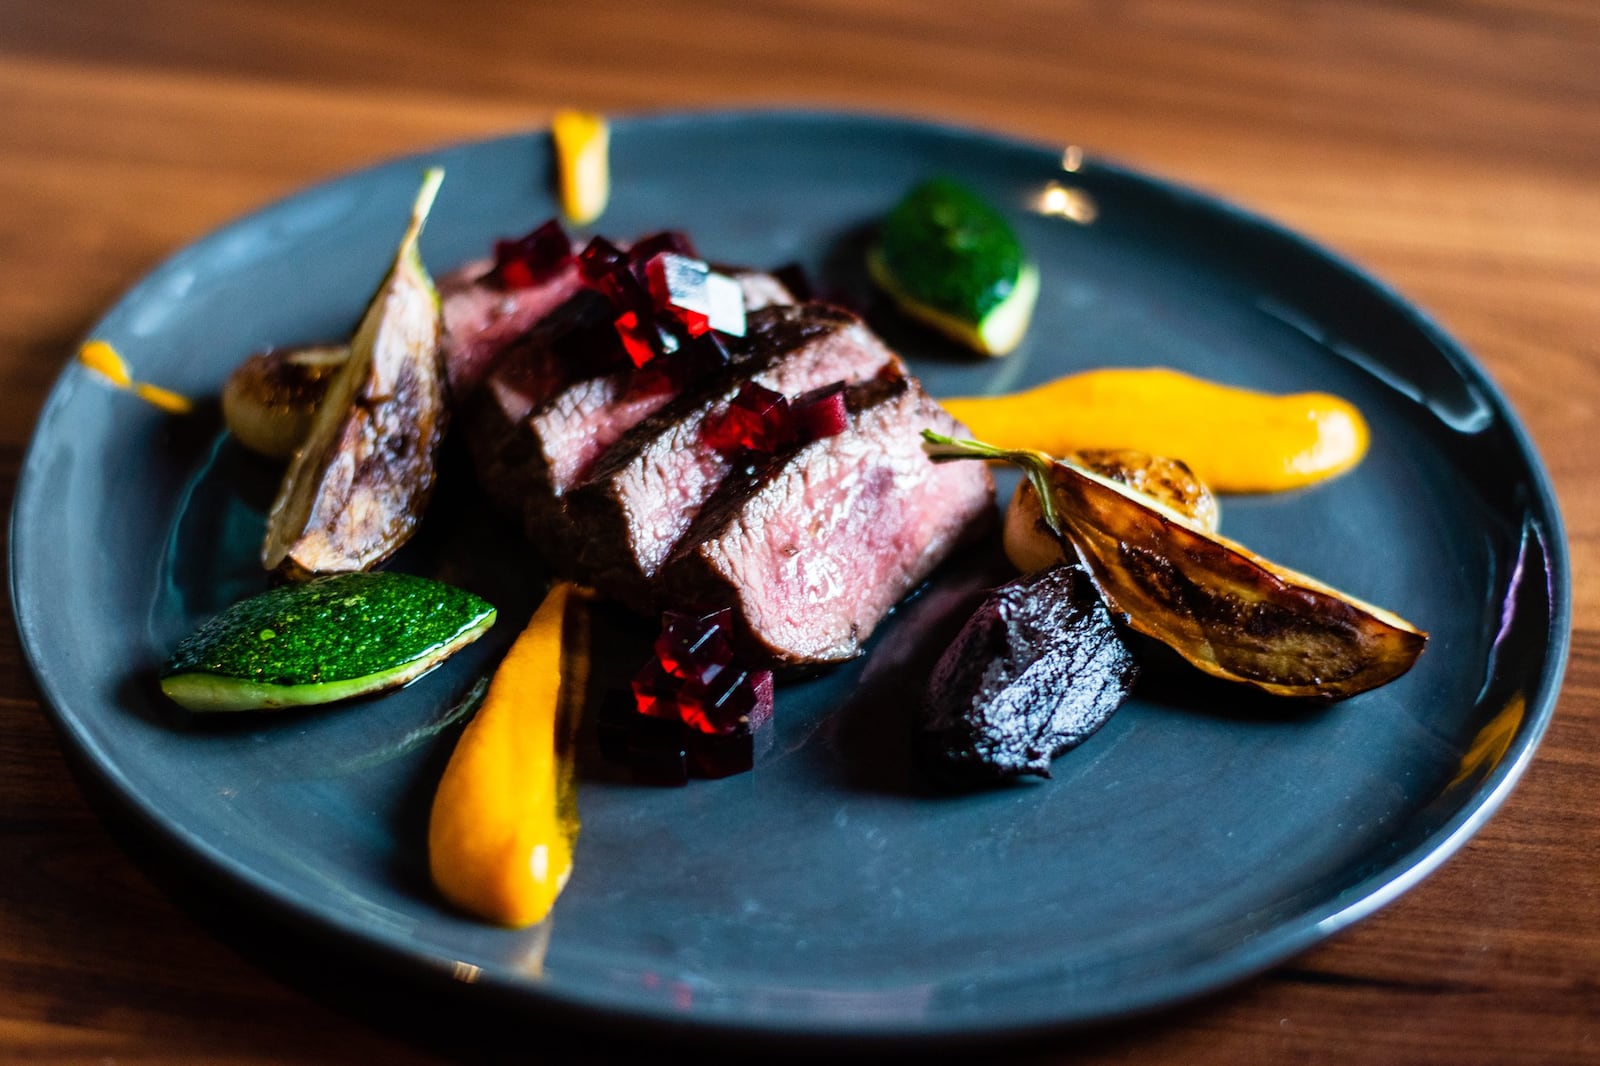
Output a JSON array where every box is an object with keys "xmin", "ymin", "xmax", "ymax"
[
  {"xmin": 868, "ymin": 177, "xmax": 1039, "ymax": 356},
  {"xmin": 160, "ymin": 572, "xmax": 496, "ymax": 711}
]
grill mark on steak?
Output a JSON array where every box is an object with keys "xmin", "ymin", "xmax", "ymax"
[
  {"xmin": 555, "ymin": 303, "xmax": 901, "ymax": 604},
  {"xmin": 659, "ymin": 369, "xmax": 995, "ymax": 666}
]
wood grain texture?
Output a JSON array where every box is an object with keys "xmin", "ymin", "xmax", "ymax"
[{"xmin": 1, "ymin": 1, "xmax": 1596, "ymax": 1061}]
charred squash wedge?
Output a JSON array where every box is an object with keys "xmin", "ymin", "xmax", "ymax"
[
  {"xmin": 262, "ymin": 168, "xmax": 448, "ymax": 579},
  {"xmin": 925, "ymin": 433, "xmax": 1427, "ymax": 699}
]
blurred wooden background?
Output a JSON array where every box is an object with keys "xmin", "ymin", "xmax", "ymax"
[{"xmin": 2, "ymin": 1, "xmax": 1596, "ymax": 1062}]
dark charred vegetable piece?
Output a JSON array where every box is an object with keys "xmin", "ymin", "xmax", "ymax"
[
  {"xmin": 921, "ymin": 564, "xmax": 1138, "ymax": 784},
  {"xmin": 924, "ymin": 433, "xmax": 1427, "ymax": 699},
  {"xmin": 263, "ymin": 169, "xmax": 448, "ymax": 579}
]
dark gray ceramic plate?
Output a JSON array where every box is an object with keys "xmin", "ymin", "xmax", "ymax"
[{"xmin": 9, "ymin": 111, "xmax": 1571, "ymax": 1040}]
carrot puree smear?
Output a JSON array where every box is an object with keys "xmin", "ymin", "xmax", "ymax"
[
  {"xmin": 77, "ymin": 340, "xmax": 194, "ymax": 414},
  {"xmin": 940, "ymin": 367, "xmax": 1368, "ymax": 493}
]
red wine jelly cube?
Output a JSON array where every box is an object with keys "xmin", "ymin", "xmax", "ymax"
[
  {"xmin": 686, "ymin": 693, "xmax": 776, "ymax": 778},
  {"xmin": 630, "ymin": 657, "xmax": 681, "ymax": 720},
  {"xmin": 488, "ymin": 219, "xmax": 573, "ymax": 289},
  {"xmin": 644, "ymin": 253, "xmax": 713, "ymax": 337},
  {"xmin": 791, "ymin": 383, "xmax": 849, "ymax": 443},
  {"xmin": 626, "ymin": 231, "xmax": 698, "ymax": 270},
  {"xmin": 686, "ymin": 728, "xmax": 758, "ymax": 779},
  {"xmin": 702, "ymin": 383, "xmax": 792, "ymax": 454},
  {"xmin": 703, "ymin": 270, "xmax": 746, "ymax": 337},
  {"xmin": 613, "ymin": 310, "xmax": 661, "ymax": 368},
  {"xmin": 679, "ymin": 666, "xmax": 775, "ymax": 735},
  {"xmin": 578, "ymin": 236, "xmax": 628, "ymax": 286},
  {"xmin": 654, "ymin": 608, "xmax": 735, "ymax": 682}
]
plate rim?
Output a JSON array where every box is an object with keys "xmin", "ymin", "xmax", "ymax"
[{"xmin": 7, "ymin": 106, "xmax": 1574, "ymax": 1041}]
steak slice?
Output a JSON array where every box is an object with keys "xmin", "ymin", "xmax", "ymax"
[
  {"xmin": 518, "ymin": 269, "xmax": 798, "ymax": 507},
  {"xmin": 462, "ymin": 268, "xmax": 795, "ymax": 531},
  {"xmin": 458, "ymin": 287, "xmax": 618, "ymax": 521},
  {"xmin": 438, "ymin": 257, "xmax": 584, "ymax": 398},
  {"xmin": 659, "ymin": 369, "xmax": 995, "ymax": 666},
  {"xmin": 556, "ymin": 303, "xmax": 900, "ymax": 603}
]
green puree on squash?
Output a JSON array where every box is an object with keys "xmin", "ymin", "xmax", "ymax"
[
  {"xmin": 161, "ymin": 572, "xmax": 496, "ymax": 712},
  {"xmin": 868, "ymin": 177, "xmax": 1040, "ymax": 356}
]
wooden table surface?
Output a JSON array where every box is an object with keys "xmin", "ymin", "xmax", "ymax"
[{"xmin": 3, "ymin": 1, "xmax": 1596, "ymax": 1061}]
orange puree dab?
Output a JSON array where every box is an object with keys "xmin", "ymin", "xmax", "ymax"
[
  {"xmin": 940, "ymin": 367, "xmax": 1369, "ymax": 493},
  {"xmin": 551, "ymin": 109, "xmax": 609, "ymax": 226},
  {"xmin": 429, "ymin": 582, "xmax": 590, "ymax": 928},
  {"xmin": 77, "ymin": 340, "xmax": 194, "ymax": 414}
]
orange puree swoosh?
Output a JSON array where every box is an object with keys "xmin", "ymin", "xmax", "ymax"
[{"xmin": 940, "ymin": 367, "xmax": 1368, "ymax": 493}]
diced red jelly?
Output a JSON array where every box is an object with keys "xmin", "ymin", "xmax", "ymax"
[
  {"xmin": 654, "ymin": 608, "xmax": 735, "ymax": 683},
  {"xmin": 679, "ymin": 668, "xmax": 775, "ymax": 735},
  {"xmin": 686, "ymin": 692, "xmax": 775, "ymax": 777},
  {"xmin": 486, "ymin": 219, "xmax": 573, "ymax": 289},
  {"xmin": 628, "ymin": 232, "xmax": 696, "ymax": 268},
  {"xmin": 599, "ymin": 266, "xmax": 655, "ymax": 318},
  {"xmin": 791, "ymin": 382, "xmax": 850, "ymax": 443},
  {"xmin": 677, "ymin": 668, "xmax": 737, "ymax": 735},
  {"xmin": 610, "ymin": 607, "xmax": 783, "ymax": 783},
  {"xmin": 686, "ymin": 727, "xmax": 763, "ymax": 780},
  {"xmin": 644, "ymin": 252, "xmax": 713, "ymax": 337},
  {"xmin": 702, "ymin": 270, "xmax": 747, "ymax": 337},
  {"xmin": 577, "ymin": 235, "xmax": 630, "ymax": 288},
  {"xmin": 626, "ymin": 230, "xmax": 698, "ymax": 269},
  {"xmin": 613, "ymin": 309, "xmax": 661, "ymax": 368},
  {"xmin": 630, "ymin": 657, "xmax": 680, "ymax": 720},
  {"xmin": 702, "ymin": 383, "xmax": 792, "ymax": 454}
]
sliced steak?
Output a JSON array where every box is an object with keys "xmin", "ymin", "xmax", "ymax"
[
  {"xmin": 518, "ymin": 268, "xmax": 798, "ymax": 506},
  {"xmin": 659, "ymin": 369, "xmax": 995, "ymax": 666},
  {"xmin": 556, "ymin": 303, "xmax": 900, "ymax": 603},
  {"xmin": 438, "ymin": 257, "xmax": 584, "ymax": 398},
  {"xmin": 461, "ymin": 267, "xmax": 795, "ymax": 529},
  {"xmin": 457, "ymin": 287, "xmax": 618, "ymax": 520}
]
